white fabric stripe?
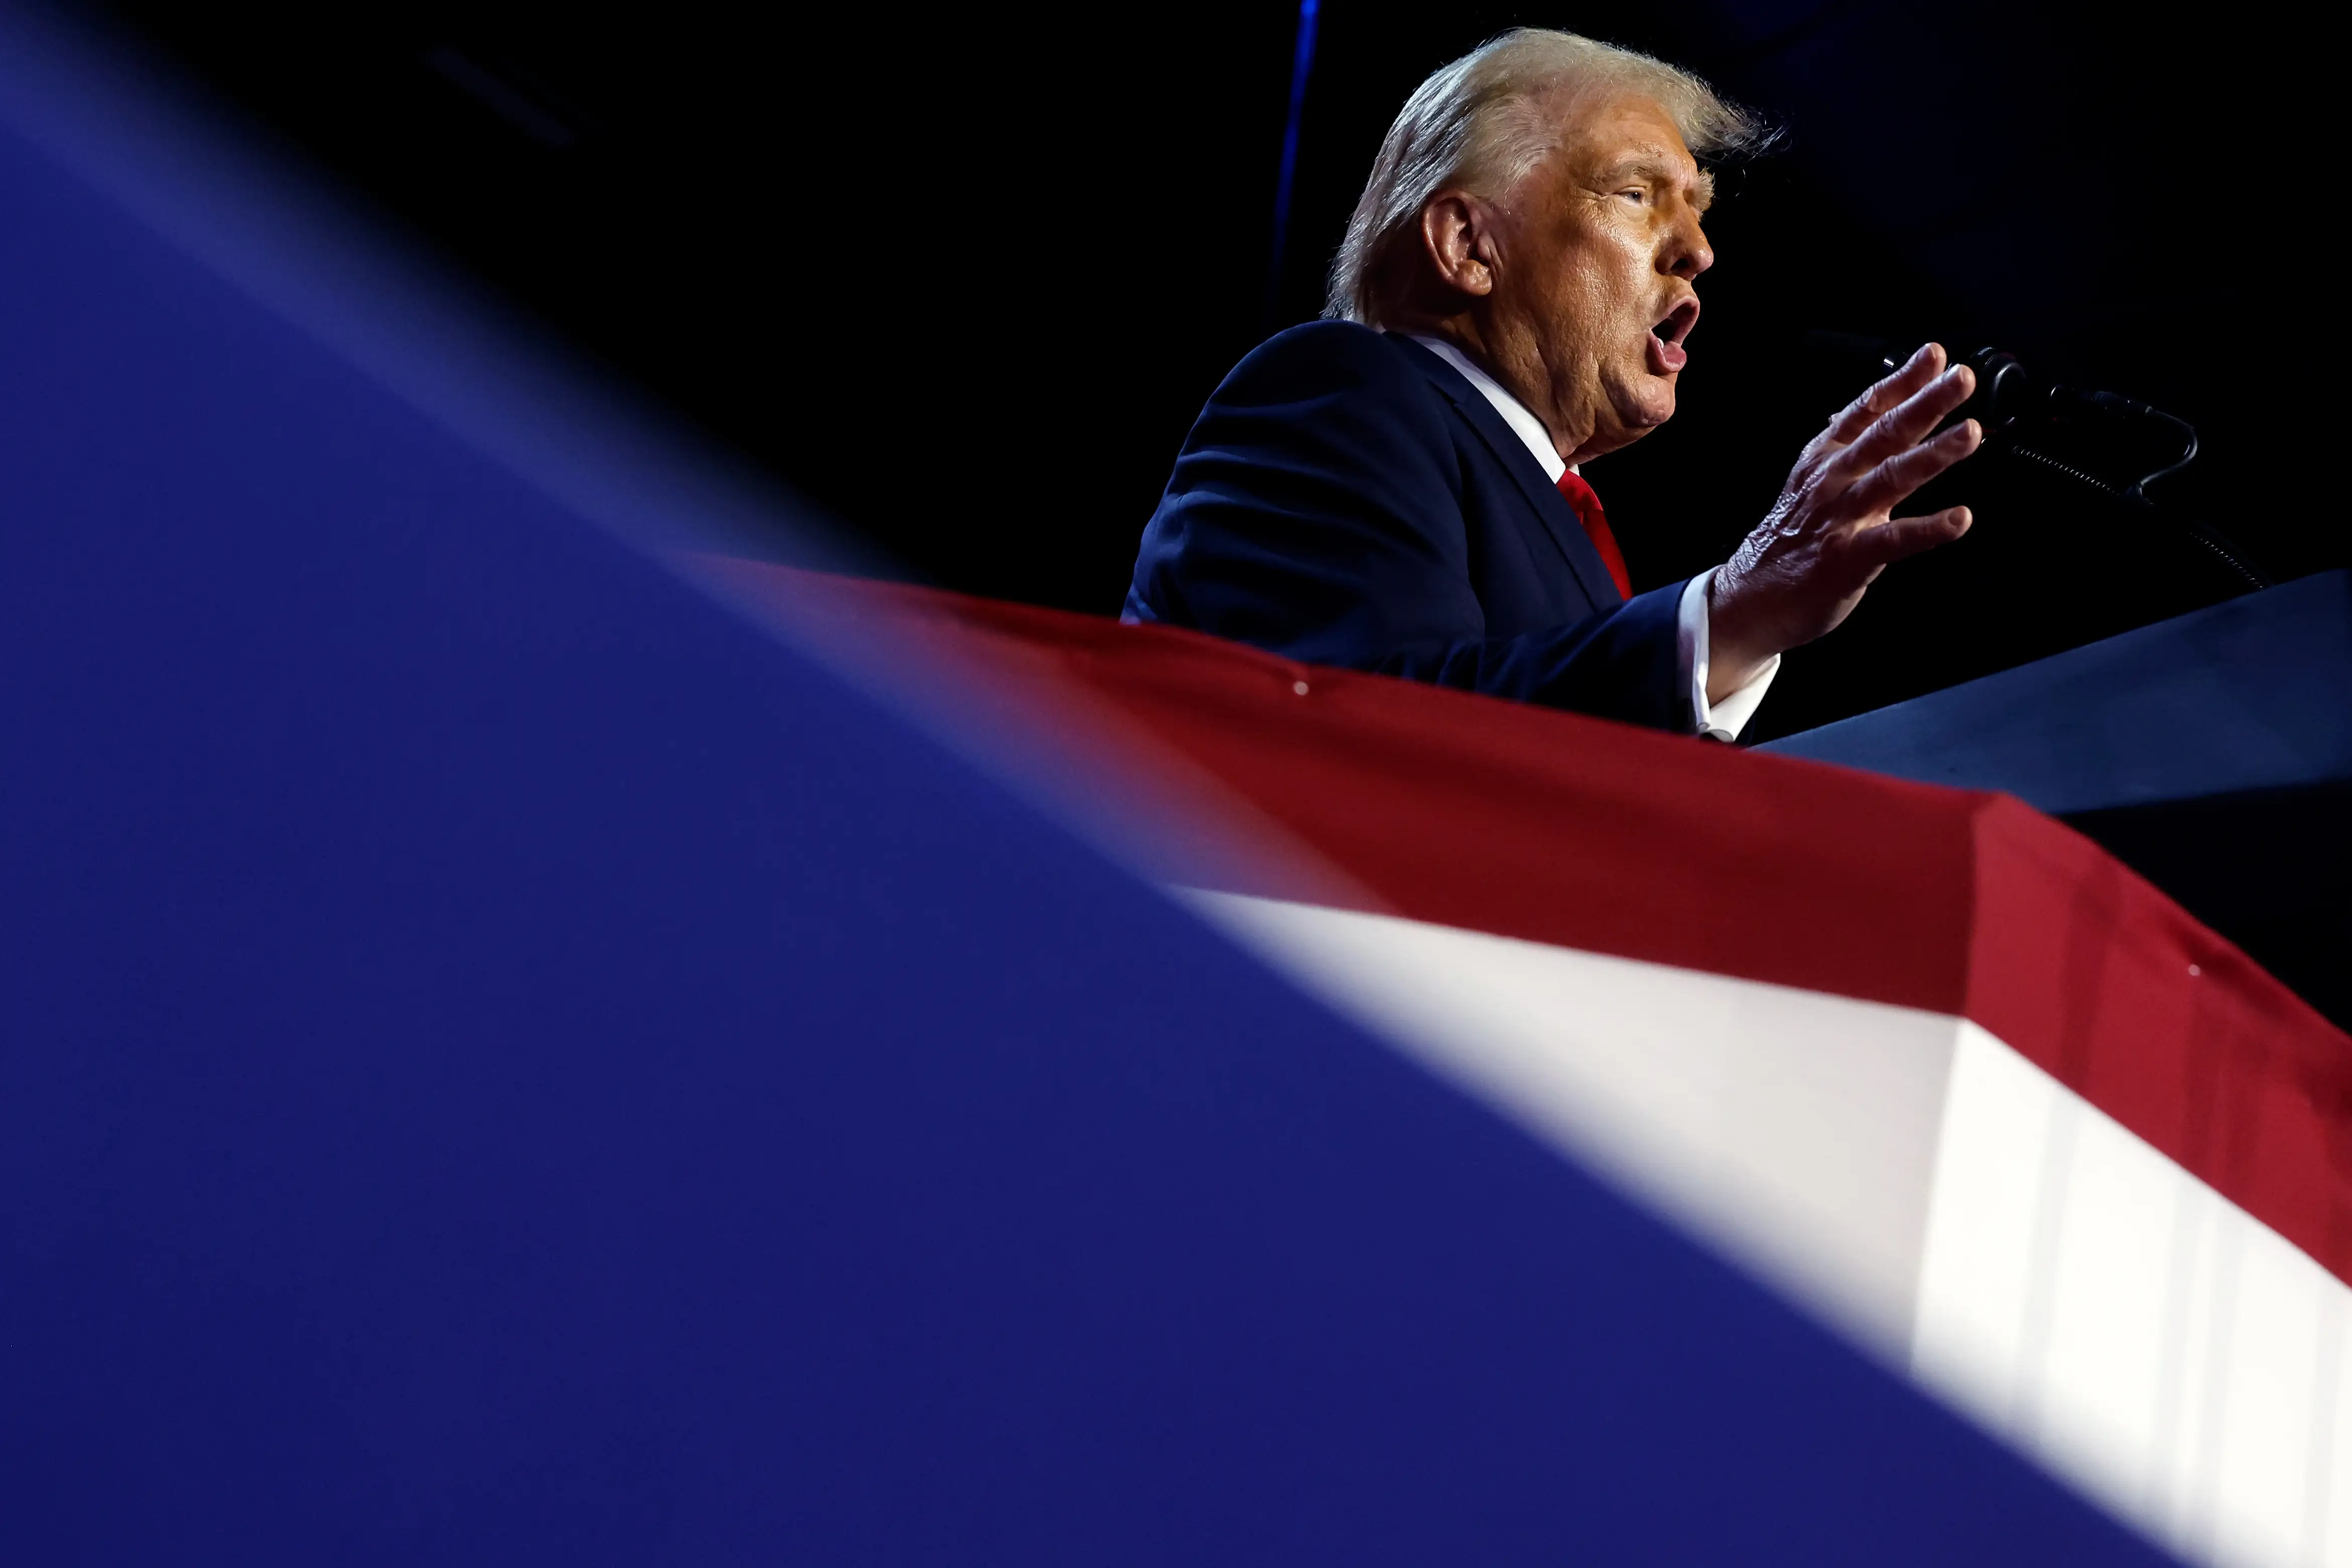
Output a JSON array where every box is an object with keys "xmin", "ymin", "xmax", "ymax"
[
  {"xmin": 1912, "ymin": 1029, "xmax": 2348, "ymax": 1566},
  {"xmin": 1186, "ymin": 888, "xmax": 2352, "ymax": 1567},
  {"xmin": 1180, "ymin": 888, "xmax": 1958, "ymax": 1359},
  {"xmin": 2322, "ymin": 1300, "xmax": 2352, "ymax": 1565}
]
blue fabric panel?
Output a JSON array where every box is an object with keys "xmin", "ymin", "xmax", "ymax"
[
  {"xmin": 0, "ymin": 47, "xmax": 2169, "ymax": 1568},
  {"xmin": 1763, "ymin": 570, "xmax": 2352, "ymax": 813}
]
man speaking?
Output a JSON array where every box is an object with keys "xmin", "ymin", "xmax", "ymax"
[{"xmin": 1123, "ymin": 29, "xmax": 1983, "ymax": 739}]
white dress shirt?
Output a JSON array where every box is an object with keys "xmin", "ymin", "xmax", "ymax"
[{"xmin": 1408, "ymin": 335, "xmax": 1778, "ymax": 741}]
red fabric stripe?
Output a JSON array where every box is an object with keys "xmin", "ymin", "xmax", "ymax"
[
  {"xmin": 709, "ymin": 561, "xmax": 2352, "ymax": 1286},
  {"xmin": 1965, "ymin": 802, "xmax": 2352, "ymax": 1282}
]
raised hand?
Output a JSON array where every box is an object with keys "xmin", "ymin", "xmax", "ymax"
[{"xmin": 1706, "ymin": 343, "xmax": 1982, "ymax": 699}]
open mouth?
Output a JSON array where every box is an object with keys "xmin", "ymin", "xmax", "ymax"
[{"xmin": 1647, "ymin": 299, "xmax": 1699, "ymax": 373}]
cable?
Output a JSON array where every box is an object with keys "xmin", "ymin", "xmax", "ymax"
[
  {"xmin": 2008, "ymin": 443, "xmax": 2271, "ymax": 593},
  {"xmin": 2124, "ymin": 411, "xmax": 2199, "ymax": 505}
]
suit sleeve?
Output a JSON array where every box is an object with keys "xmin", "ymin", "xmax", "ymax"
[{"xmin": 1126, "ymin": 323, "xmax": 1689, "ymax": 730}]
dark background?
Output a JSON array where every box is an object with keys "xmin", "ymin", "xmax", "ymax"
[{"xmin": 79, "ymin": 1, "xmax": 2336, "ymax": 740}]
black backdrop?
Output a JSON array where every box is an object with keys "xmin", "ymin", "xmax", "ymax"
[{"xmin": 83, "ymin": 2, "xmax": 2336, "ymax": 740}]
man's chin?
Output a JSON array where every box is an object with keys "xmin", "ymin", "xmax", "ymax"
[{"xmin": 1597, "ymin": 380, "xmax": 1676, "ymax": 448}]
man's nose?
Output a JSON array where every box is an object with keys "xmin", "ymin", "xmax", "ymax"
[{"xmin": 1663, "ymin": 215, "xmax": 1714, "ymax": 280}]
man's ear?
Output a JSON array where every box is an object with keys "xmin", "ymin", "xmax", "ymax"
[{"xmin": 1418, "ymin": 193, "xmax": 1496, "ymax": 299}]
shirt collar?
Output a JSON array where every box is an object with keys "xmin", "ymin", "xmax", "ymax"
[{"xmin": 1406, "ymin": 334, "xmax": 1569, "ymax": 482}]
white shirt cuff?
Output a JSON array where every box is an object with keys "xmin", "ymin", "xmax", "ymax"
[{"xmin": 1678, "ymin": 569, "xmax": 1779, "ymax": 741}]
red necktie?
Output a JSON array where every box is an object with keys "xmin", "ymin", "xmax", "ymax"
[{"xmin": 1554, "ymin": 469, "xmax": 1633, "ymax": 602}]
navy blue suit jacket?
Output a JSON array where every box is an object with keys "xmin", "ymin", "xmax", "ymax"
[{"xmin": 1125, "ymin": 321, "xmax": 1692, "ymax": 729}]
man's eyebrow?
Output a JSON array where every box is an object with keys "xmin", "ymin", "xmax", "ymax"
[{"xmin": 1596, "ymin": 149, "xmax": 1711, "ymax": 208}]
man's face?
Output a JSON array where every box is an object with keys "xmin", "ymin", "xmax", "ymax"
[{"xmin": 1485, "ymin": 91, "xmax": 1714, "ymax": 462}]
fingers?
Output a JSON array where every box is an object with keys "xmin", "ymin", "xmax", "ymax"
[
  {"xmin": 1827, "ymin": 365, "xmax": 1977, "ymax": 495},
  {"xmin": 1849, "ymin": 505, "xmax": 1974, "ymax": 568},
  {"xmin": 1846, "ymin": 417, "xmax": 1982, "ymax": 516},
  {"xmin": 1824, "ymin": 342, "xmax": 1947, "ymax": 445}
]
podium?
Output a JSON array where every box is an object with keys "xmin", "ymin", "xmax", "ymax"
[{"xmin": 1761, "ymin": 570, "xmax": 2352, "ymax": 1028}]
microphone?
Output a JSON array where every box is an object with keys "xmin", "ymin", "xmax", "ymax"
[
  {"xmin": 1949, "ymin": 349, "xmax": 2207, "ymax": 529},
  {"xmin": 1962, "ymin": 347, "xmax": 2174, "ymax": 431},
  {"xmin": 1798, "ymin": 332, "xmax": 2269, "ymax": 592},
  {"xmin": 1797, "ymin": 333, "xmax": 2175, "ymax": 431}
]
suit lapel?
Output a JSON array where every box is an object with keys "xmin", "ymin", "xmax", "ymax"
[{"xmin": 1385, "ymin": 333, "xmax": 1622, "ymax": 610}]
